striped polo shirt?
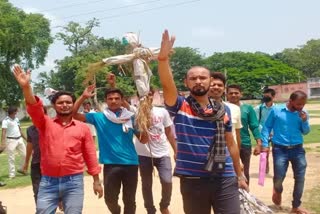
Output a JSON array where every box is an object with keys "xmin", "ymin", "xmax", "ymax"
[{"xmin": 166, "ymin": 96, "xmax": 235, "ymax": 177}]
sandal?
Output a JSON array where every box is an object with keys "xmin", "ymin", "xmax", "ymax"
[
  {"xmin": 272, "ymin": 189, "xmax": 281, "ymax": 206},
  {"xmin": 290, "ymin": 207, "xmax": 310, "ymax": 214}
]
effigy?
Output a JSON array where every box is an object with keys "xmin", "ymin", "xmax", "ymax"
[{"xmin": 85, "ymin": 32, "xmax": 161, "ymax": 134}]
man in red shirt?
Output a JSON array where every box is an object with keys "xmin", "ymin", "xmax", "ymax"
[{"xmin": 13, "ymin": 65, "xmax": 103, "ymax": 214}]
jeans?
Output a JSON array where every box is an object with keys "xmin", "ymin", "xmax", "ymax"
[
  {"xmin": 240, "ymin": 147, "xmax": 252, "ymax": 185},
  {"xmin": 103, "ymin": 164, "xmax": 138, "ymax": 214},
  {"xmin": 272, "ymin": 145, "xmax": 307, "ymax": 208},
  {"xmin": 180, "ymin": 176, "xmax": 240, "ymax": 214},
  {"xmin": 31, "ymin": 163, "xmax": 42, "ymax": 204},
  {"xmin": 6, "ymin": 138, "xmax": 26, "ymax": 178},
  {"xmin": 36, "ymin": 173, "xmax": 84, "ymax": 214},
  {"xmin": 139, "ymin": 156, "xmax": 172, "ymax": 214}
]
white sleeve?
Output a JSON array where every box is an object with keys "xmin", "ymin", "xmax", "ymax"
[
  {"xmin": 235, "ymin": 107, "xmax": 243, "ymax": 129},
  {"xmin": 162, "ymin": 108, "xmax": 173, "ymax": 128},
  {"xmin": 1, "ymin": 119, "xmax": 8, "ymax": 129},
  {"xmin": 16, "ymin": 118, "xmax": 21, "ymax": 126}
]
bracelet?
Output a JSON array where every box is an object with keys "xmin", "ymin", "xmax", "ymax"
[{"xmin": 157, "ymin": 56, "xmax": 169, "ymax": 61}]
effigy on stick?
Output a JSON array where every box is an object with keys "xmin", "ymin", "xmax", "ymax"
[{"xmin": 85, "ymin": 32, "xmax": 160, "ymax": 134}]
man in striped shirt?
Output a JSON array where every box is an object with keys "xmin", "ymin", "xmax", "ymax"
[{"xmin": 157, "ymin": 30, "xmax": 247, "ymax": 214}]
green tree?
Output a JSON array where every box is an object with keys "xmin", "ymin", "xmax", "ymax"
[
  {"xmin": 55, "ymin": 19, "xmax": 99, "ymax": 56},
  {"xmin": 204, "ymin": 52, "xmax": 302, "ymax": 98},
  {"xmin": 37, "ymin": 19, "xmax": 137, "ymax": 99},
  {"xmin": 169, "ymin": 47, "xmax": 204, "ymax": 90},
  {"xmin": 274, "ymin": 39, "xmax": 320, "ymax": 78},
  {"xmin": 0, "ymin": 0, "xmax": 53, "ymax": 107}
]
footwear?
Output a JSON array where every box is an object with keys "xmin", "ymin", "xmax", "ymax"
[
  {"xmin": 8, "ymin": 176, "xmax": 15, "ymax": 180},
  {"xmin": 272, "ymin": 189, "xmax": 282, "ymax": 206},
  {"xmin": 17, "ymin": 169, "xmax": 28, "ymax": 176},
  {"xmin": 290, "ymin": 207, "xmax": 310, "ymax": 214},
  {"xmin": 0, "ymin": 182, "xmax": 6, "ymax": 187},
  {"xmin": 161, "ymin": 208, "xmax": 171, "ymax": 214}
]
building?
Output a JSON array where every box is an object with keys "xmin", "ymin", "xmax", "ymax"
[{"xmin": 269, "ymin": 78, "xmax": 320, "ymax": 101}]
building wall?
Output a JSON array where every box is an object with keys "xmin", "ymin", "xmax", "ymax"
[
  {"xmin": 308, "ymin": 77, "xmax": 320, "ymax": 98},
  {"xmin": 269, "ymin": 82, "xmax": 308, "ymax": 102}
]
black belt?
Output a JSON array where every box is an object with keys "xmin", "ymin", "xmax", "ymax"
[
  {"xmin": 273, "ymin": 144, "xmax": 302, "ymax": 149},
  {"xmin": 7, "ymin": 136, "xmax": 21, "ymax": 139}
]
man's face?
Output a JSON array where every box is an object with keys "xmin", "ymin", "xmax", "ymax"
[
  {"xmin": 227, "ymin": 88, "xmax": 242, "ymax": 104},
  {"xmin": 105, "ymin": 92, "xmax": 122, "ymax": 111},
  {"xmin": 83, "ymin": 103, "xmax": 91, "ymax": 111},
  {"xmin": 9, "ymin": 111, "xmax": 17, "ymax": 119},
  {"xmin": 54, "ymin": 95, "xmax": 74, "ymax": 116},
  {"xmin": 209, "ymin": 78, "xmax": 225, "ymax": 99},
  {"xmin": 289, "ymin": 97, "xmax": 306, "ymax": 112},
  {"xmin": 184, "ymin": 67, "xmax": 211, "ymax": 96},
  {"xmin": 262, "ymin": 92, "xmax": 274, "ymax": 103}
]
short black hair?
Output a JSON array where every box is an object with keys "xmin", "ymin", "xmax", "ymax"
[
  {"xmin": 104, "ymin": 88, "xmax": 124, "ymax": 98},
  {"xmin": 8, "ymin": 106, "xmax": 18, "ymax": 115},
  {"xmin": 290, "ymin": 90, "xmax": 307, "ymax": 101},
  {"xmin": 263, "ymin": 88, "xmax": 276, "ymax": 96},
  {"xmin": 50, "ymin": 91, "xmax": 76, "ymax": 105},
  {"xmin": 185, "ymin": 66, "xmax": 210, "ymax": 79},
  {"xmin": 83, "ymin": 100, "xmax": 91, "ymax": 106},
  {"xmin": 211, "ymin": 71, "xmax": 226, "ymax": 86},
  {"xmin": 227, "ymin": 84, "xmax": 242, "ymax": 92}
]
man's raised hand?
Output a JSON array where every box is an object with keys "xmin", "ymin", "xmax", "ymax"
[
  {"xmin": 82, "ymin": 84, "xmax": 96, "ymax": 99},
  {"xmin": 158, "ymin": 30, "xmax": 175, "ymax": 61},
  {"xmin": 12, "ymin": 64, "xmax": 31, "ymax": 88},
  {"xmin": 106, "ymin": 73, "xmax": 116, "ymax": 88}
]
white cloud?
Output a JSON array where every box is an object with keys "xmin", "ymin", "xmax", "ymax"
[
  {"xmin": 22, "ymin": 7, "xmax": 65, "ymax": 31},
  {"xmin": 191, "ymin": 26, "xmax": 225, "ymax": 40}
]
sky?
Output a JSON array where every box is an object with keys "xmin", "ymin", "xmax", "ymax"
[{"xmin": 8, "ymin": 0, "xmax": 320, "ymax": 79}]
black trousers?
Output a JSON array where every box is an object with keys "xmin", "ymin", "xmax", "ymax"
[
  {"xmin": 240, "ymin": 147, "xmax": 252, "ymax": 185},
  {"xmin": 103, "ymin": 164, "xmax": 138, "ymax": 214},
  {"xmin": 31, "ymin": 163, "xmax": 42, "ymax": 204},
  {"xmin": 180, "ymin": 176, "xmax": 240, "ymax": 214}
]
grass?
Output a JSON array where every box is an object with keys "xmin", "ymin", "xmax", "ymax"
[
  {"xmin": 250, "ymin": 124, "xmax": 320, "ymax": 145},
  {"xmin": 307, "ymin": 99, "xmax": 320, "ymax": 104},
  {"xmin": 0, "ymin": 122, "xmax": 31, "ymax": 189},
  {"xmin": 303, "ymin": 124, "xmax": 320, "ymax": 144},
  {"xmin": 0, "ymin": 155, "xmax": 31, "ymax": 189},
  {"xmin": 308, "ymin": 110, "xmax": 320, "ymax": 114},
  {"xmin": 305, "ymin": 185, "xmax": 320, "ymax": 213}
]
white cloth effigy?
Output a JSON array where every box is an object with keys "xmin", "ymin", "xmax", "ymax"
[
  {"xmin": 239, "ymin": 188, "xmax": 274, "ymax": 214},
  {"xmin": 103, "ymin": 107, "xmax": 134, "ymax": 132}
]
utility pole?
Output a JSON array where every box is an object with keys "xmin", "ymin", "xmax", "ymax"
[{"xmin": 224, "ymin": 68, "xmax": 227, "ymax": 101}]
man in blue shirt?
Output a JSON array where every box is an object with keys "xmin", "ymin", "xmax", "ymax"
[
  {"xmin": 73, "ymin": 86, "xmax": 139, "ymax": 214},
  {"xmin": 157, "ymin": 30, "xmax": 247, "ymax": 214},
  {"xmin": 255, "ymin": 88, "xmax": 277, "ymax": 174},
  {"xmin": 261, "ymin": 90, "xmax": 310, "ymax": 214}
]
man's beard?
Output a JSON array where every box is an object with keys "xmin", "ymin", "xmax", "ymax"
[
  {"xmin": 56, "ymin": 111, "xmax": 72, "ymax": 116},
  {"xmin": 188, "ymin": 86, "xmax": 210, "ymax": 96}
]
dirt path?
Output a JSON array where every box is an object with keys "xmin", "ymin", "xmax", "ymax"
[
  {"xmin": 1, "ymin": 144, "xmax": 319, "ymax": 214},
  {"xmin": 1, "ymin": 103, "xmax": 319, "ymax": 213}
]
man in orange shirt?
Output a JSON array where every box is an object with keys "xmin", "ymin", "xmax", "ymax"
[{"xmin": 13, "ymin": 65, "xmax": 103, "ymax": 214}]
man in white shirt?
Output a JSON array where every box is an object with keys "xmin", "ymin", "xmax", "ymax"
[
  {"xmin": 135, "ymin": 88, "xmax": 176, "ymax": 214},
  {"xmin": 209, "ymin": 72, "xmax": 243, "ymax": 149},
  {"xmin": 1, "ymin": 106, "xmax": 27, "ymax": 179}
]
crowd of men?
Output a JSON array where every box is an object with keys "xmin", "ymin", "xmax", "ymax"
[{"xmin": 0, "ymin": 30, "xmax": 311, "ymax": 214}]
